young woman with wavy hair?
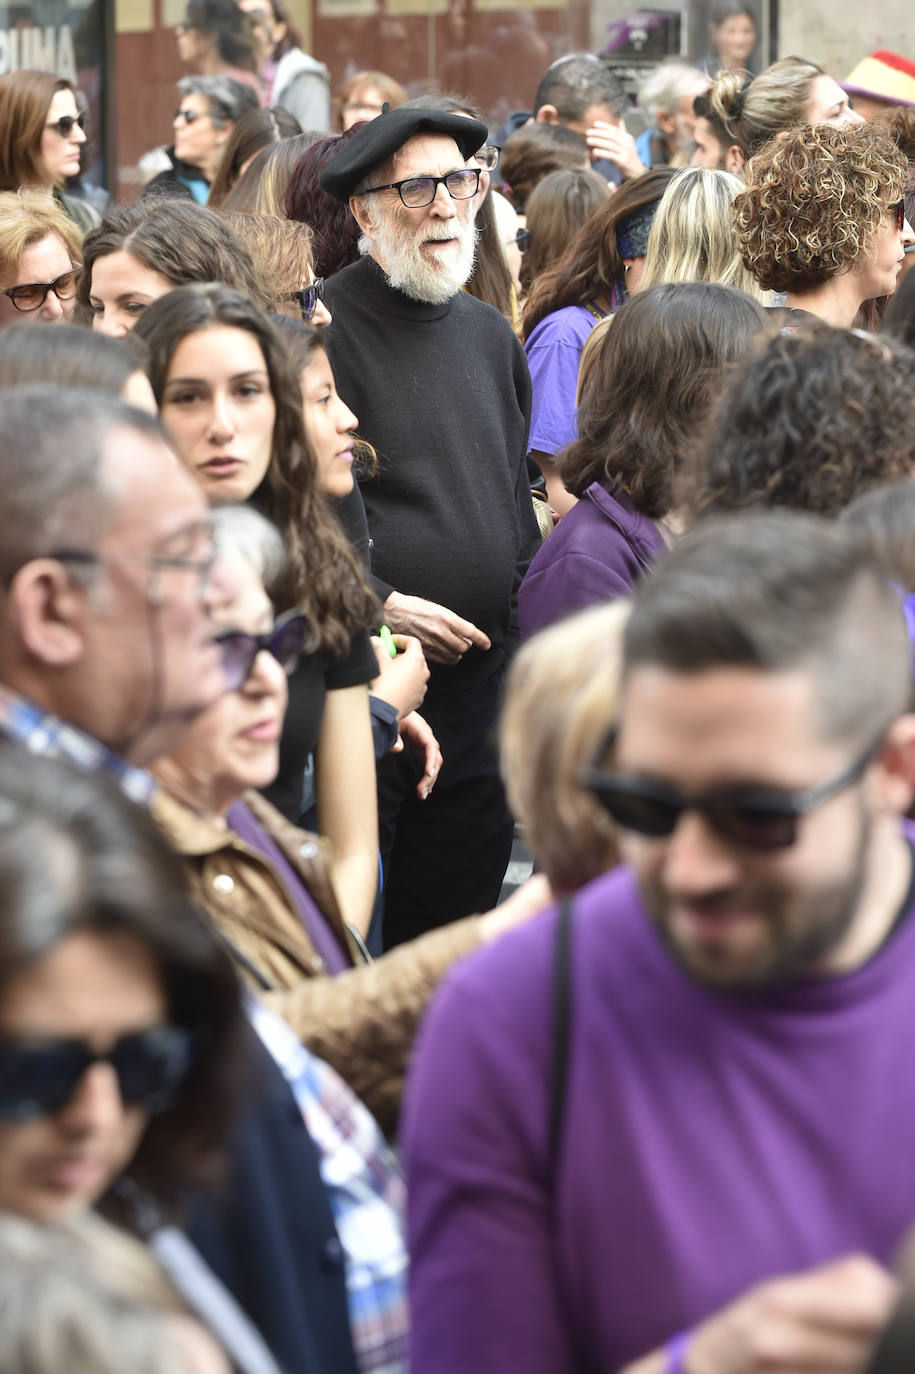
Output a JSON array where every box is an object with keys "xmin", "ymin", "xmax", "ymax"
[{"xmin": 133, "ymin": 283, "xmax": 382, "ymax": 936}]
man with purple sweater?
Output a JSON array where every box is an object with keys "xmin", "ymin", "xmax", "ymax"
[{"xmin": 403, "ymin": 512, "xmax": 915, "ymax": 1373}]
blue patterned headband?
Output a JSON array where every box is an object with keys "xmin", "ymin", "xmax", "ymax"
[{"xmin": 616, "ymin": 199, "xmax": 662, "ymax": 260}]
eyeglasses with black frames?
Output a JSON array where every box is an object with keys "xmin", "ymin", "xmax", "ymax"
[
  {"xmin": 282, "ymin": 277, "xmax": 326, "ymax": 323},
  {"xmin": 581, "ymin": 730, "xmax": 880, "ymax": 851},
  {"xmin": 46, "ymin": 111, "xmax": 86, "ymax": 138},
  {"xmin": 359, "ymin": 167, "xmax": 481, "ymax": 209},
  {"xmin": 892, "ymin": 199, "xmax": 906, "ymax": 232},
  {"xmin": 3, "ymin": 269, "xmax": 80, "ymax": 313},
  {"xmin": 474, "ymin": 143, "xmax": 501, "ymax": 172},
  {"xmin": 215, "ymin": 609, "xmax": 309, "ymax": 691}
]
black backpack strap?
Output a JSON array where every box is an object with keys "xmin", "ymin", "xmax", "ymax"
[{"xmin": 549, "ymin": 895, "xmax": 574, "ymax": 1176}]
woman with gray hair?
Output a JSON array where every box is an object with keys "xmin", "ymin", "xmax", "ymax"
[
  {"xmin": 142, "ymin": 75, "xmax": 259, "ymax": 203},
  {"xmin": 149, "ymin": 503, "xmax": 549, "ymax": 1141}
]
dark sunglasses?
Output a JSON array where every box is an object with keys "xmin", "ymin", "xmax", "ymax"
[
  {"xmin": 46, "ymin": 111, "xmax": 87, "ymax": 138},
  {"xmin": 216, "ymin": 609, "xmax": 308, "ymax": 691},
  {"xmin": 173, "ymin": 106, "xmax": 207, "ymax": 125},
  {"xmin": 3, "ymin": 269, "xmax": 79, "ymax": 313},
  {"xmin": 282, "ymin": 278, "xmax": 325, "ymax": 323},
  {"xmin": 511, "ymin": 227, "xmax": 530, "ymax": 254},
  {"xmin": 892, "ymin": 199, "xmax": 906, "ymax": 232},
  {"xmin": 0, "ymin": 1026, "xmax": 193, "ymax": 1122},
  {"xmin": 582, "ymin": 737, "xmax": 876, "ymax": 851}
]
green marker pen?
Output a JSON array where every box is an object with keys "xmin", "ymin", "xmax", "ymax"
[{"xmin": 379, "ymin": 625, "xmax": 397, "ymax": 658}]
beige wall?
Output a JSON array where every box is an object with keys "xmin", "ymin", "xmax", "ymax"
[{"xmin": 779, "ymin": 3, "xmax": 914, "ymax": 81}]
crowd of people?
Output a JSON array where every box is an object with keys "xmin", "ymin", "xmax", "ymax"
[{"xmin": 0, "ymin": 22, "xmax": 914, "ymax": 1374}]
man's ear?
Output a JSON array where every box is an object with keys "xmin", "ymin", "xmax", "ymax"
[
  {"xmin": 725, "ymin": 144, "xmax": 745, "ymax": 176},
  {"xmin": 656, "ymin": 109, "xmax": 676, "ymax": 136},
  {"xmin": 349, "ymin": 193, "xmax": 375, "ymax": 239},
  {"xmin": 534, "ymin": 104, "xmax": 560, "ymax": 125},
  {"xmin": 7, "ymin": 561, "xmax": 87, "ymax": 668},
  {"xmin": 871, "ymin": 713, "xmax": 915, "ymax": 816}
]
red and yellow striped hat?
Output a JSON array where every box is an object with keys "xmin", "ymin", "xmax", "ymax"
[{"xmin": 842, "ymin": 50, "xmax": 915, "ymax": 107}]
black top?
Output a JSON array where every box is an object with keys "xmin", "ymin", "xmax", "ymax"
[
  {"xmin": 261, "ymin": 629, "xmax": 376, "ymax": 823},
  {"xmin": 324, "ymin": 254, "xmax": 540, "ymax": 695},
  {"xmin": 138, "ymin": 146, "xmax": 206, "ymax": 202}
]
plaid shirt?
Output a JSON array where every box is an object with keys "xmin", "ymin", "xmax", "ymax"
[
  {"xmin": 0, "ymin": 684, "xmax": 156, "ymax": 806},
  {"xmin": 249, "ymin": 998, "xmax": 409, "ymax": 1374}
]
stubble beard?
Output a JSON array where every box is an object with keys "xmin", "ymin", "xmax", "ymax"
[
  {"xmin": 637, "ymin": 805, "xmax": 873, "ymax": 994},
  {"xmin": 367, "ymin": 208, "xmax": 478, "ymax": 305}
]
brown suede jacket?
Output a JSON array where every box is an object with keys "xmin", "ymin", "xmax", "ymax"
[{"xmin": 153, "ymin": 788, "xmax": 484, "ymax": 1135}]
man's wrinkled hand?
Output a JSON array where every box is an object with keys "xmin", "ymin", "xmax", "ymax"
[{"xmin": 384, "ymin": 591, "xmax": 490, "ymax": 665}]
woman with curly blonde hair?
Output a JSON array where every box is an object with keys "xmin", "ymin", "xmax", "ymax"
[
  {"xmin": 640, "ymin": 165, "xmax": 768, "ymax": 301},
  {"xmin": 734, "ymin": 122, "xmax": 911, "ymax": 326}
]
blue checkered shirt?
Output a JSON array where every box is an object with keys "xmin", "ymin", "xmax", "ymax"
[
  {"xmin": 249, "ymin": 998, "xmax": 408, "ymax": 1374},
  {"xmin": 0, "ymin": 684, "xmax": 156, "ymax": 805}
]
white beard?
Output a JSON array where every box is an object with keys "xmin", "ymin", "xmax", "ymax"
[{"xmin": 363, "ymin": 211, "xmax": 478, "ymax": 305}]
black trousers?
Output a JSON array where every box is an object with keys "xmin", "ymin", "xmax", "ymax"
[{"xmin": 378, "ymin": 670, "xmax": 514, "ymax": 949}]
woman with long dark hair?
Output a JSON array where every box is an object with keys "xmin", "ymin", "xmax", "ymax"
[
  {"xmin": 519, "ymin": 282, "xmax": 769, "ymax": 638},
  {"xmin": 133, "ymin": 284, "xmax": 381, "ymax": 937}
]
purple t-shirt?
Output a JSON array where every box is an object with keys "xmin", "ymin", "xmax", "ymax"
[
  {"xmin": 402, "ymin": 847, "xmax": 915, "ymax": 1373},
  {"xmin": 525, "ymin": 305, "xmax": 601, "ymax": 457}
]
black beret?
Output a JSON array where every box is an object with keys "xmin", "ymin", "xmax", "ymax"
[{"xmin": 319, "ymin": 106, "xmax": 488, "ymax": 202}]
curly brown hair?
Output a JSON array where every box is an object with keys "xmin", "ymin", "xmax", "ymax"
[
  {"xmin": 872, "ymin": 103, "xmax": 915, "ymax": 160},
  {"xmin": 684, "ymin": 326, "xmax": 915, "ymax": 519},
  {"xmin": 560, "ymin": 281, "xmax": 769, "ymax": 514},
  {"xmin": 733, "ymin": 122, "xmax": 908, "ymax": 293}
]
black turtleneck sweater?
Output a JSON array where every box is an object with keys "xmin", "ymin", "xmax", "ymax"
[{"xmin": 324, "ymin": 254, "xmax": 539, "ymax": 695}]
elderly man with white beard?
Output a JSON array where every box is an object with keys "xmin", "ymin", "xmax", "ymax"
[{"xmin": 320, "ymin": 107, "xmax": 540, "ymax": 949}]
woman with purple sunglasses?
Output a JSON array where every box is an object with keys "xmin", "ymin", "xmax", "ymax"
[{"xmin": 150, "ymin": 504, "xmax": 549, "ymax": 1137}]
